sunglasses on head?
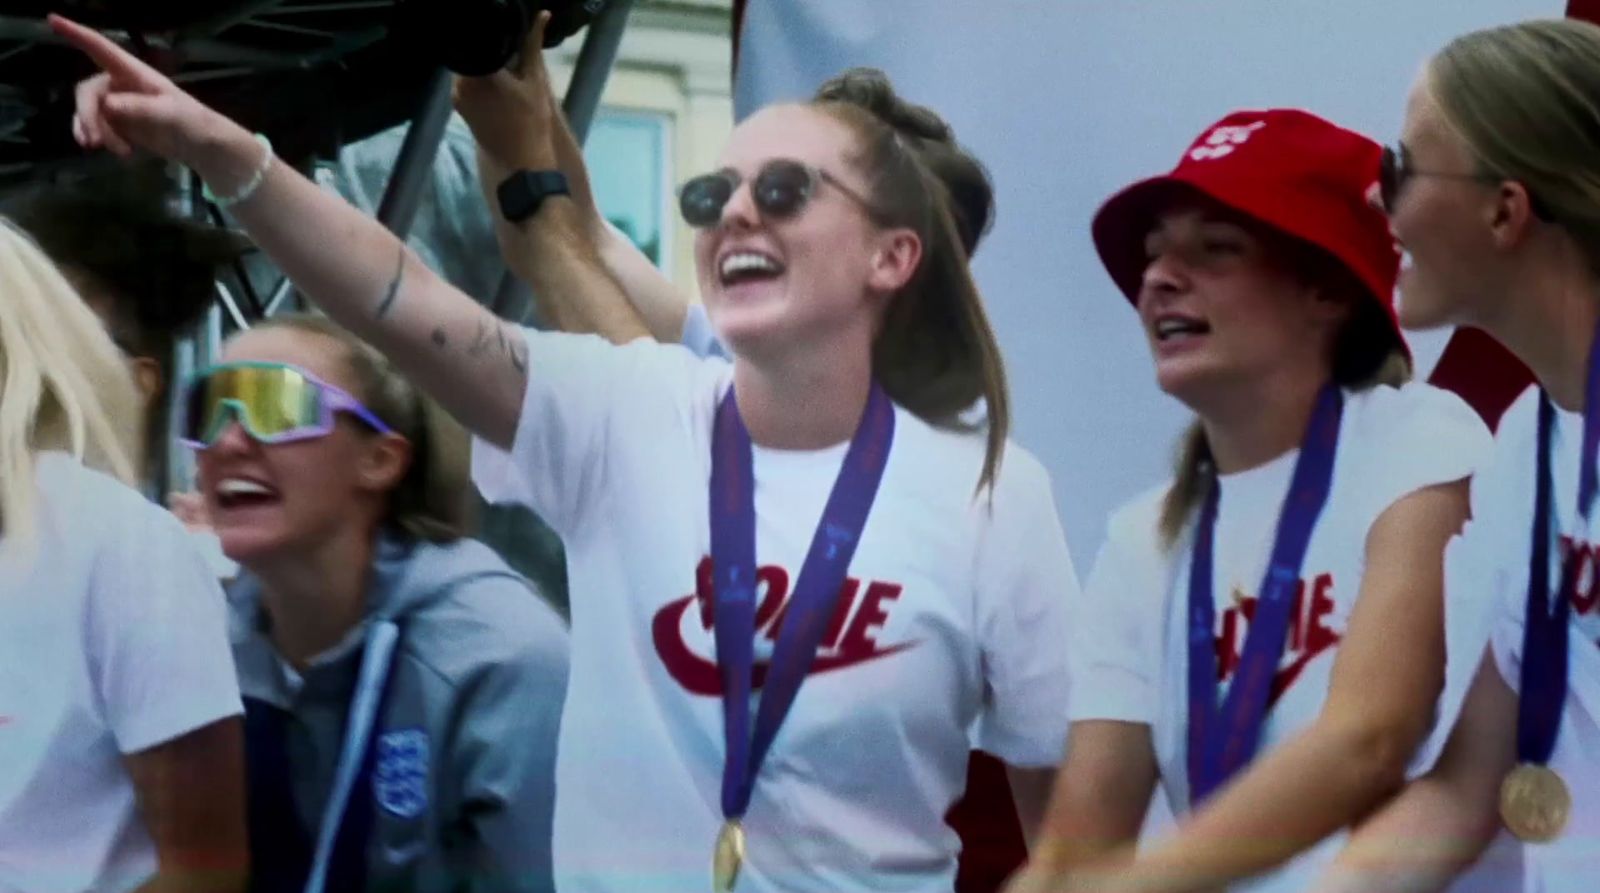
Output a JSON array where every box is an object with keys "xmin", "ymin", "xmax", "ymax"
[
  {"xmin": 1378, "ymin": 144, "xmax": 1551, "ymax": 220},
  {"xmin": 180, "ymin": 361, "xmax": 394, "ymax": 450},
  {"xmin": 677, "ymin": 158, "xmax": 881, "ymax": 229}
]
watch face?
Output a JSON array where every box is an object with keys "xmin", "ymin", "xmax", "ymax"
[
  {"xmin": 498, "ymin": 172, "xmax": 567, "ymax": 222},
  {"xmin": 499, "ymin": 174, "xmax": 536, "ymax": 222}
]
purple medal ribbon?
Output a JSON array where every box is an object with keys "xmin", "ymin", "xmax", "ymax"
[
  {"xmin": 1187, "ymin": 382, "xmax": 1343, "ymax": 805},
  {"xmin": 709, "ymin": 382, "xmax": 895, "ymax": 822},
  {"xmin": 1519, "ymin": 319, "xmax": 1600, "ymax": 767}
]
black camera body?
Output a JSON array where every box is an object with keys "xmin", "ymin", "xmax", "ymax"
[{"xmin": 391, "ymin": 0, "xmax": 608, "ymax": 77}]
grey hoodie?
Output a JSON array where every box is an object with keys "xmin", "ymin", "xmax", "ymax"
[{"xmin": 229, "ymin": 533, "xmax": 568, "ymax": 893}]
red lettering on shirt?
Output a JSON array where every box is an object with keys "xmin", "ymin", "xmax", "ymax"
[
  {"xmin": 655, "ymin": 556, "xmax": 919, "ymax": 696},
  {"xmin": 838, "ymin": 582, "xmax": 903, "ymax": 655},
  {"xmin": 1215, "ymin": 572, "xmax": 1342, "ymax": 707}
]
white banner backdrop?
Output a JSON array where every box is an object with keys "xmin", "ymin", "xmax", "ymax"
[{"xmin": 735, "ymin": 0, "xmax": 1563, "ymax": 569}]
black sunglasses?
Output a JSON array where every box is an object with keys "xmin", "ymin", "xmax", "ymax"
[
  {"xmin": 678, "ymin": 159, "xmax": 881, "ymax": 229},
  {"xmin": 1379, "ymin": 144, "xmax": 1551, "ymax": 220}
]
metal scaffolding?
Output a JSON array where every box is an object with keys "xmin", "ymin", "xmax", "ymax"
[{"xmin": 158, "ymin": 1, "xmax": 638, "ymax": 497}]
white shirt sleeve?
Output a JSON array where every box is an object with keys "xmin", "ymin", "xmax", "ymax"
[
  {"xmin": 1067, "ymin": 495, "xmax": 1168, "ymax": 726},
  {"xmin": 1348, "ymin": 383, "xmax": 1493, "ymax": 519},
  {"xmin": 1417, "ymin": 509, "xmax": 1516, "ymax": 770},
  {"xmin": 471, "ymin": 328, "xmax": 726, "ymax": 539},
  {"xmin": 680, "ymin": 303, "xmax": 731, "ymax": 361},
  {"xmin": 1481, "ymin": 391, "xmax": 1545, "ymax": 696},
  {"xmin": 972, "ymin": 453, "xmax": 1081, "ymax": 767},
  {"xmin": 87, "ymin": 500, "xmax": 242, "ymax": 754},
  {"xmin": 1417, "ymin": 387, "xmax": 1534, "ymax": 770}
]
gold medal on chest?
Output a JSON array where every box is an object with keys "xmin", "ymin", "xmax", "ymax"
[
  {"xmin": 712, "ymin": 818, "xmax": 746, "ymax": 893},
  {"xmin": 1499, "ymin": 763, "xmax": 1571, "ymax": 842}
]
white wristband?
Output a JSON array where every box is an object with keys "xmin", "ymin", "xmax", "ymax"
[{"xmin": 203, "ymin": 133, "xmax": 273, "ymax": 209}]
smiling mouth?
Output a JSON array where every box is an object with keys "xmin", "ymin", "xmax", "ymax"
[
  {"xmin": 718, "ymin": 251, "xmax": 785, "ymax": 287},
  {"xmin": 214, "ymin": 477, "xmax": 280, "ymax": 510}
]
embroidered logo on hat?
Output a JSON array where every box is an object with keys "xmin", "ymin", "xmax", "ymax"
[
  {"xmin": 373, "ymin": 727, "xmax": 429, "ymax": 819},
  {"xmin": 1188, "ymin": 121, "xmax": 1265, "ymax": 161}
]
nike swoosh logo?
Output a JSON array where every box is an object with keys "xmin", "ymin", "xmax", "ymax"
[
  {"xmin": 652, "ymin": 595, "xmax": 915, "ymax": 696},
  {"xmin": 1267, "ymin": 645, "xmax": 1328, "ymax": 708}
]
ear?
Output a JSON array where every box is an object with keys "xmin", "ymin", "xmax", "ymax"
[
  {"xmin": 1487, "ymin": 180, "xmax": 1540, "ymax": 250},
  {"xmin": 865, "ymin": 227, "xmax": 923, "ymax": 294},
  {"xmin": 128, "ymin": 355, "xmax": 163, "ymax": 409},
  {"xmin": 1304, "ymin": 282, "xmax": 1354, "ymax": 330},
  {"xmin": 355, "ymin": 432, "xmax": 413, "ymax": 496}
]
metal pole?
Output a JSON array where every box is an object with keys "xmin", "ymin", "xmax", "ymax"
[
  {"xmin": 214, "ymin": 281, "xmax": 251, "ymax": 333},
  {"xmin": 374, "ymin": 67, "xmax": 456, "ymax": 238},
  {"xmin": 561, "ymin": 0, "xmax": 637, "ymax": 144},
  {"xmin": 262, "ymin": 275, "xmax": 295, "ymax": 318},
  {"xmin": 489, "ymin": 0, "xmax": 636, "ymax": 323}
]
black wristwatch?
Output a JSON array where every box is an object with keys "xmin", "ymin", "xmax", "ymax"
[{"xmin": 496, "ymin": 170, "xmax": 570, "ymax": 223}]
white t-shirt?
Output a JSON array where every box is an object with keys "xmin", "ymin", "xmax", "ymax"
[
  {"xmin": 0, "ymin": 453, "xmax": 242, "ymax": 893},
  {"xmin": 1070, "ymin": 383, "xmax": 1491, "ymax": 893},
  {"xmin": 1442, "ymin": 386, "xmax": 1600, "ymax": 893},
  {"xmin": 681, "ymin": 302, "xmax": 730, "ymax": 361},
  {"xmin": 471, "ymin": 331, "xmax": 1079, "ymax": 893}
]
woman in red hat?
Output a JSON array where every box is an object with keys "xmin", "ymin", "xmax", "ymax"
[
  {"xmin": 1008, "ymin": 109, "xmax": 1492, "ymax": 893},
  {"xmin": 1316, "ymin": 19, "xmax": 1600, "ymax": 893}
]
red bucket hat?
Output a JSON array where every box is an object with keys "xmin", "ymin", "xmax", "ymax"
[{"xmin": 1091, "ymin": 109, "xmax": 1404, "ymax": 354}]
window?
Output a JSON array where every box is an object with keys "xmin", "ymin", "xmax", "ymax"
[{"xmin": 584, "ymin": 109, "xmax": 673, "ymax": 272}]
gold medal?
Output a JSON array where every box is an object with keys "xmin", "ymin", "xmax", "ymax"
[
  {"xmin": 1499, "ymin": 763, "xmax": 1571, "ymax": 842},
  {"xmin": 712, "ymin": 819, "xmax": 746, "ymax": 893}
]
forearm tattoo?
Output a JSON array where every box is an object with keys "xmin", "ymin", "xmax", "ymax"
[
  {"xmin": 496, "ymin": 318, "xmax": 529, "ymax": 374},
  {"xmin": 375, "ymin": 246, "xmax": 406, "ymax": 319},
  {"xmin": 456, "ymin": 314, "xmax": 528, "ymax": 373}
]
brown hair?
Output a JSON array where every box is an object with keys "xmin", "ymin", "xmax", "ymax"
[
  {"xmin": 8, "ymin": 161, "xmax": 249, "ymax": 480},
  {"xmin": 250, "ymin": 314, "xmax": 473, "ymax": 542},
  {"xmin": 1157, "ymin": 234, "xmax": 1412, "ymax": 547},
  {"xmin": 1427, "ymin": 19, "xmax": 1600, "ymax": 275},
  {"xmin": 814, "ymin": 69, "xmax": 996, "ymax": 257},
  {"xmin": 810, "ymin": 68, "xmax": 1010, "ymax": 491}
]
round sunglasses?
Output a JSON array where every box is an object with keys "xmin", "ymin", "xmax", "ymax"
[
  {"xmin": 1378, "ymin": 144, "xmax": 1551, "ymax": 220},
  {"xmin": 677, "ymin": 158, "xmax": 882, "ymax": 229}
]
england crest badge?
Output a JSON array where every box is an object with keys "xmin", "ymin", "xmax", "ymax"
[{"xmin": 373, "ymin": 728, "xmax": 429, "ymax": 819}]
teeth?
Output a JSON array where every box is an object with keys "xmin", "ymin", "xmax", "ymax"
[
  {"xmin": 720, "ymin": 252, "xmax": 780, "ymax": 278},
  {"xmin": 1156, "ymin": 318, "xmax": 1201, "ymax": 338},
  {"xmin": 218, "ymin": 478, "xmax": 274, "ymax": 498}
]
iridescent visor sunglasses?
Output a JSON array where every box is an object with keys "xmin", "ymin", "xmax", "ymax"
[{"xmin": 180, "ymin": 361, "xmax": 394, "ymax": 449}]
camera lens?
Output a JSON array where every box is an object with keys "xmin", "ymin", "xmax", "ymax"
[
  {"xmin": 392, "ymin": 0, "xmax": 529, "ymax": 77},
  {"xmin": 391, "ymin": 0, "xmax": 606, "ymax": 77}
]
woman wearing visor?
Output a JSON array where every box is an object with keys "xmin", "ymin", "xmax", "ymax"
[
  {"xmin": 1318, "ymin": 19, "xmax": 1600, "ymax": 893},
  {"xmin": 1010, "ymin": 109, "xmax": 1491, "ymax": 893},
  {"xmin": 179, "ymin": 315, "xmax": 568, "ymax": 893},
  {"xmin": 53, "ymin": 11, "xmax": 1079, "ymax": 891}
]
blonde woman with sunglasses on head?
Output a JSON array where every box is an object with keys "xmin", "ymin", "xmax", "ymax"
[
  {"xmin": 53, "ymin": 10, "xmax": 1079, "ymax": 891},
  {"xmin": 0, "ymin": 218, "xmax": 246, "ymax": 893}
]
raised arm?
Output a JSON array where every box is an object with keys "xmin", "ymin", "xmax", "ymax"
[
  {"xmin": 1060, "ymin": 480, "xmax": 1471, "ymax": 893},
  {"xmin": 456, "ymin": 17, "xmax": 690, "ymax": 345},
  {"xmin": 53, "ymin": 14, "xmax": 535, "ymax": 448}
]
